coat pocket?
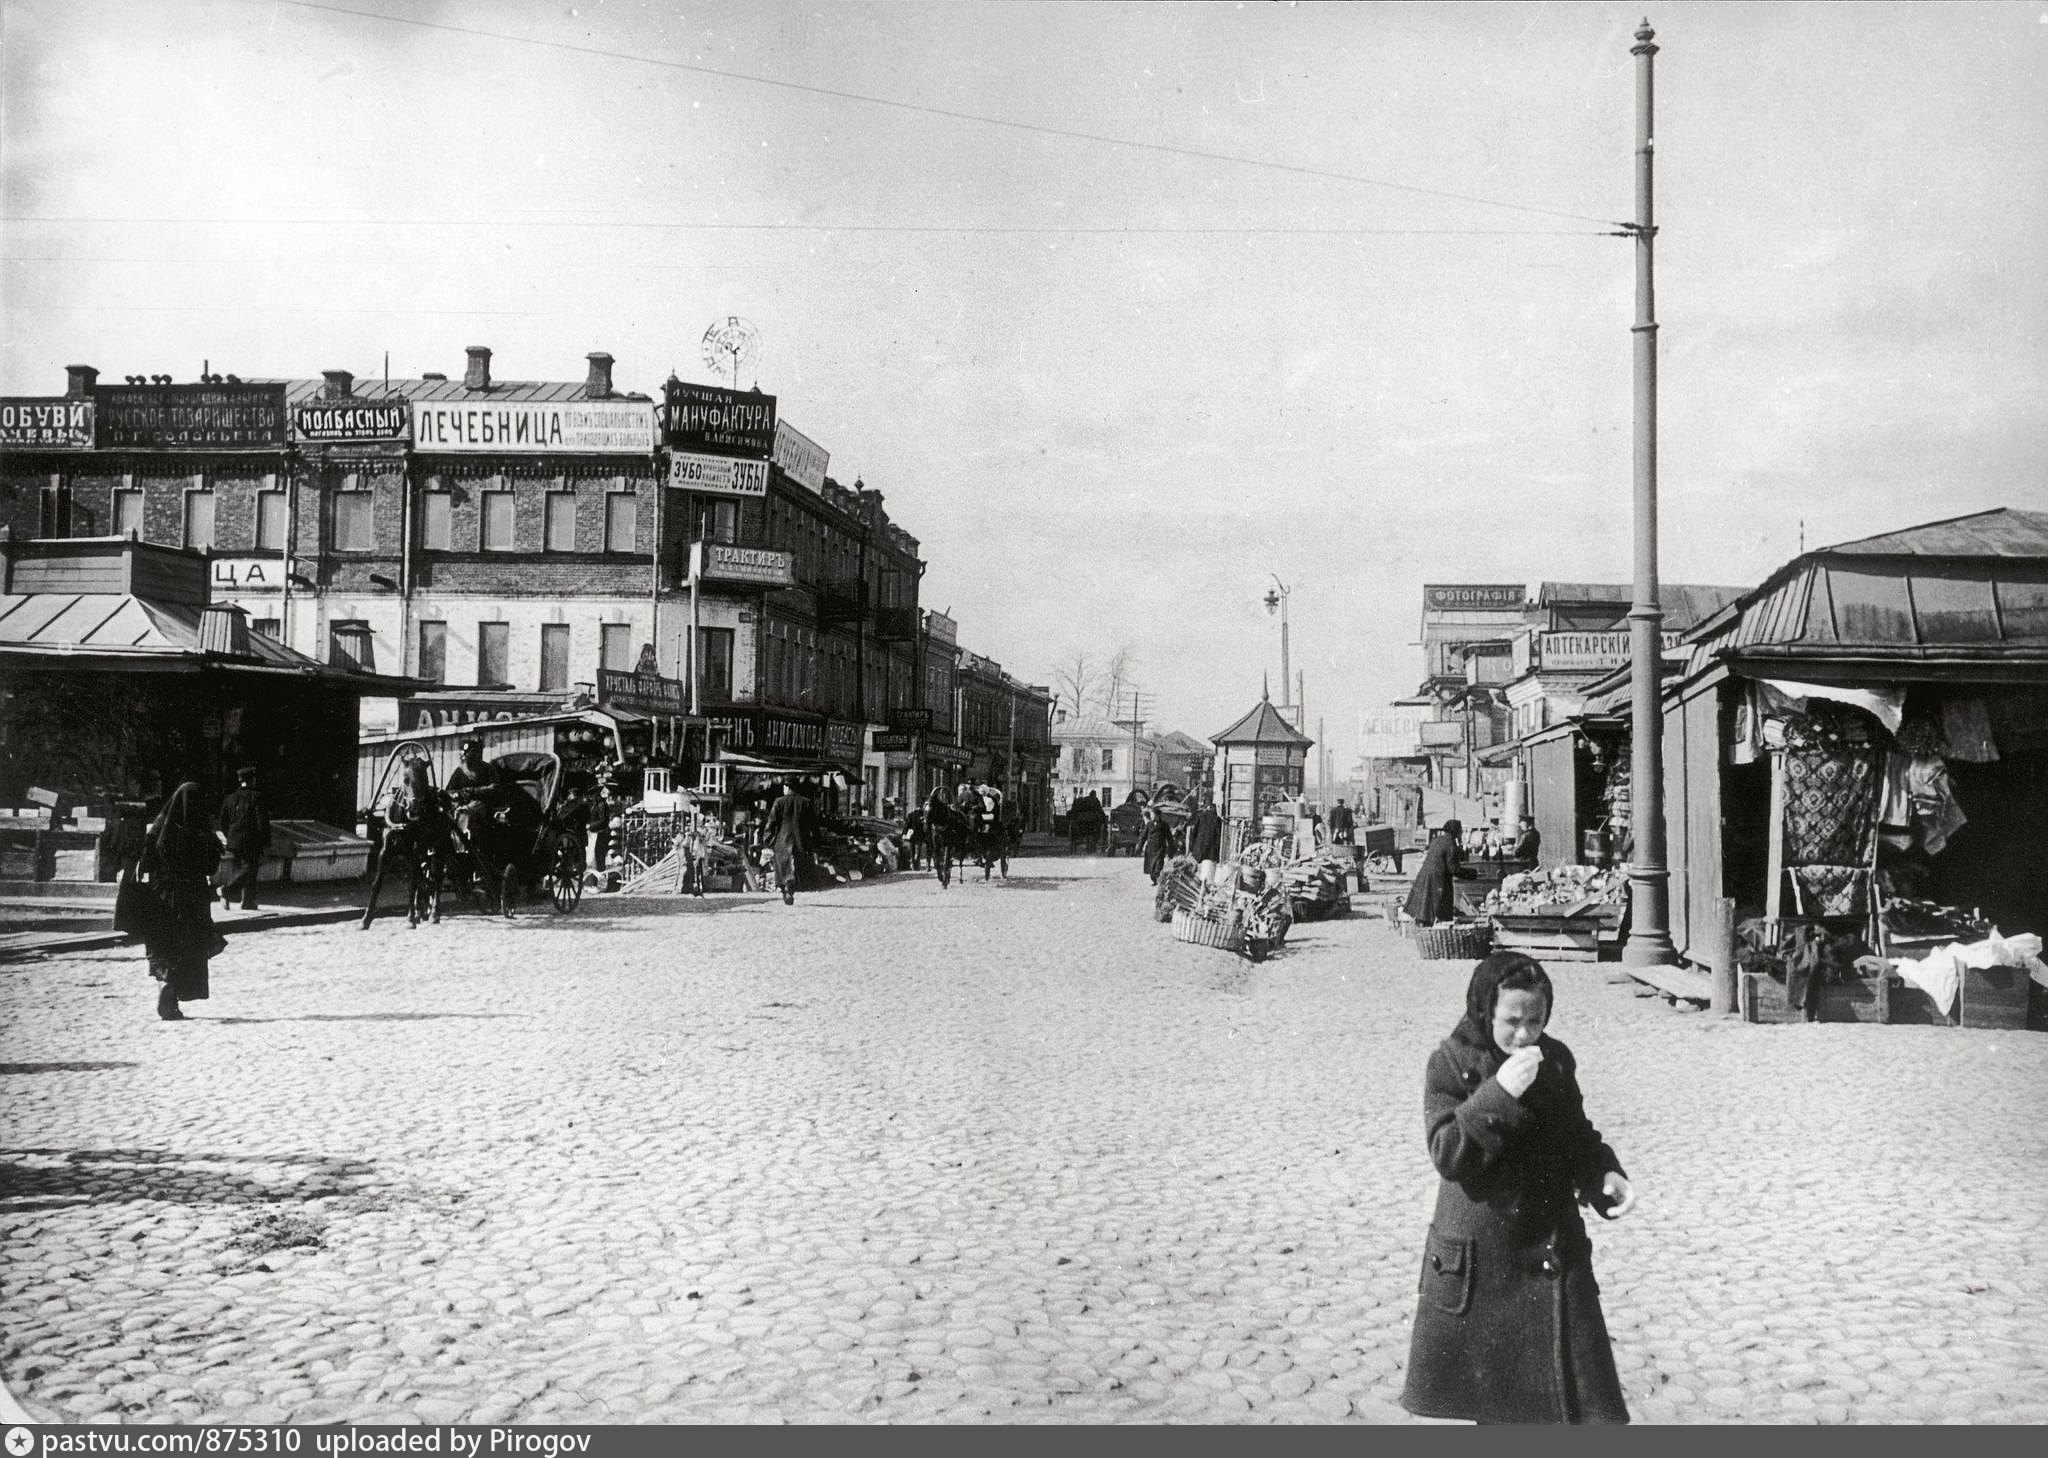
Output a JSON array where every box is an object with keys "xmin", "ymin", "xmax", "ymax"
[{"xmin": 1420, "ymin": 1231, "xmax": 1474, "ymax": 1316}]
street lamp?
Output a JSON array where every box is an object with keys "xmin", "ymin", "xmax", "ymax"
[{"xmin": 1263, "ymin": 575, "xmax": 1290, "ymax": 707}]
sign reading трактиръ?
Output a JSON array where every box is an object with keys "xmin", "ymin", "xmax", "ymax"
[{"xmin": 412, "ymin": 400, "xmax": 654, "ymax": 453}]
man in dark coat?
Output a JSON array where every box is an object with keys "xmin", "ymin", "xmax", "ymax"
[
  {"xmin": 1401, "ymin": 953, "xmax": 1635, "ymax": 1424},
  {"xmin": 215, "ymin": 766, "xmax": 270, "ymax": 911},
  {"xmin": 1327, "ymin": 798, "xmax": 1357, "ymax": 845},
  {"xmin": 1184, "ymin": 794, "xmax": 1223, "ymax": 876},
  {"xmin": 1512, "ymin": 816, "xmax": 1543, "ymax": 872},
  {"xmin": 1403, "ymin": 820, "xmax": 1467, "ymax": 926},
  {"xmin": 763, "ymin": 779, "xmax": 817, "ymax": 905}
]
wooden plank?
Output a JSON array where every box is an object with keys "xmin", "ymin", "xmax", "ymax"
[
  {"xmin": 1626, "ymin": 963, "xmax": 1715, "ymax": 1003},
  {"xmin": 1764, "ymin": 750, "xmax": 1786, "ymax": 922}
]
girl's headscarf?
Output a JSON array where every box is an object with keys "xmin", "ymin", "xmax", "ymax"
[
  {"xmin": 1451, "ymin": 950, "xmax": 1554, "ymax": 1053},
  {"xmin": 1439, "ymin": 819, "xmax": 1464, "ymax": 841},
  {"xmin": 148, "ymin": 782, "xmax": 201, "ymax": 843}
]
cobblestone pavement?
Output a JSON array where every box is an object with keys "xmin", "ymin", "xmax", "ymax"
[{"xmin": 3, "ymin": 859, "xmax": 2045, "ymax": 1425}]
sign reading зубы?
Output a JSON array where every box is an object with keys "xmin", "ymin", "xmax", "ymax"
[
  {"xmin": 1424, "ymin": 584, "xmax": 1526, "ymax": 611},
  {"xmin": 413, "ymin": 400, "xmax": 654, "ymax": 453},
  {"xmin": 0, "ymin": 398, "xmax": 94, "ymax": 448},
  {"xmin": 664, "ymin": 382, "xmax": 776, "ymax": 456},
  {"xmin": 96, "ymin": 384, "xmax": 287, "ymax": 448},
  {"xmin": 1536, "ymin": 629, "xmax": 1685, "ymax": 671},
  {"xmin": 693, "ymin": 542, "xmax": 796, "ymax": 589},
  {"xmin": 669, "ymin": 451, "xmax": 769, "ymax": 497},
  {"xmin": 597, "ymin": 668, "xmax": 689, "ymax": 717},
  {"xmin": 293, "ymin": 399, "xmax": 410, "ymax": 442}
]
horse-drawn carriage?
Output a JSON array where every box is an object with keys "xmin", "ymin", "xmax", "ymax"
[
  {"xmin": 361, "ymin": 743, "xmax": 587, "ymax": 926},
  {"xmin": 926, "ymin": 794, "xmax": 1015, "ymax": 887}
]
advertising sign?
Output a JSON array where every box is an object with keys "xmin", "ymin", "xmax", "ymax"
[
  {"xmin": 1535, "ymin": 630, "xmax": 1685, "ymax": 672},
  {"xmin": 873, "ymin": 731, "xmax": 917, "ymax": 753},
  {"xmin": 663, "ymin": 382, "xmax": 776, "ymax": 456},
  {"xmin": 412, "ymin": 400, "xmax": 653, "ymax": 453},
  {"xmin": 923, "ymin": 611, "xmax": 957, "ymax": 647},
  {"xmin": 597, "ymin": 668, "xmax": 689, "ymax": 717},
  {"xmin": 1419, "ymin": 720, "xmax": 1467, "ymax": 748},
  {"xmin": 772, "ymin": 420, "xmax": 828, "ymax": 492},
  {"xmin": 888, "ymin": 708, "xmax": 932, "ymax": 731},
  {"xmin": 825, "ymin": 720, "xmax": 865, "ymax": 766},
  {"xmin": 692, "ymin": 542, "xmax": 796, "ymax": 589},
  {"xmin": 925, "ymin": 743, "xmax": 974, "ymax": 768},
  {"xmin": 0, "ymin": 398, "xmax": 93, "ymax": 449},
  {"xmin": 669, "ymin": 451, "xmax": 769, "ymax": 497},
  {"xmin": 96, "ymin": 384, "xmax": 287, "ymax": 449},
  {"xmin": 293, "ymin": 399, "xmax": 410, "ymax": 443},
  {"xmin": 1424, "ymin": 584, "xmax": 1526, "ymax": 612},
  {"xmin": 210, "ymin": 557, "xmax": 286, "ymax": 592},
  {"xmin": 1253, "ymin": 746, "xmax": 1304, "ymax": 767},
  {"xmin": 706, "ymin": 707, "xmax": 825, "ymax": 758}
]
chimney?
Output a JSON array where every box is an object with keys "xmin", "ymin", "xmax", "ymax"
[
  {"xmin": 584, "ymin": 352, "xmax": 614, "ymax": 398},
  {"xmin": 421, "ymin": 372, "xmax": 447, "ymax": 382},
  {"xmin": 322, "ymin": 369, "xmax": 354, "ymax": 400},
  {"xmin": 65, "ymin": 365, "xmax": 98, "ymax": 398},
  {"xmin": 463, "ymin": 346, "xmax": 492, "ymax": 391},
  {"xmin": 198, "ymin": 602, "xmax": 252, "ymax": 658}
]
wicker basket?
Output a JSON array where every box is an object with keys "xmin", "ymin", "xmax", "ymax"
[
  {"xmin": 1173, "ymin": 907, "xmax": 1245, "ymax": 953},
  {"xmin": 1409, "ymin": 921, "xmax": 1494, "ymax": 960}
]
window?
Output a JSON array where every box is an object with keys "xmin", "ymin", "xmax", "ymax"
[
  {"xmin": 183, "ymin": 490, "xmax": 216, "ymax": 550},
  {"xmin": 697, "ymin": 627, "xmax": 734, "ymax": 699},
  {"xmin": 417, "ymin": 621, "xmax": 447, "ymax": 684},
  {"xmin": 599, "ymin": 623, "xmax": 634, "ymax": 673},
  {"xmin": 539, "ymin": 623, "xmax": 571, "ymax": 692},
  {"xmin": 38, "ymin": 480, "xmax": 71, "ymax": 537},
  {"xmin": 481, "ymin": 491, "xmax": 515, "ymax": 552},
  {"xmin": 478, "ymin": 622, "xmax": 510, "ymax": 686},
  {"xmin": 604, "ymin": 492, "xmax": 638, "ymax": 552},
  {"xmin": 329, "ymin": 620, "xmax": 374, "ymax": 672},
  {"xmin": 112, "ymin": 487, "xmax": 143, "ymax": 538},
  {"xmin": 545, "ymin": 491, "xmax": 576, "ymax": 553},
  {"xmin": 421, "ymin": 490, "xmax": 452, "ymax": 551},
  {"xmin": 334, "ymin": 491, "xmax": 373, "ymax": 552},
  {"xmin": 695, "ymin": 498, "xmax": 737, "ymax": 543},
  {"xmin": 1100, "ymin": 747, "xmax": 1115, "ymax": 774},
  {"xmin": 256, "ymin": 490, "xmax": 288, "ymax": 552},
  {"xmin": 251, "ymin": 618, "xmax": 281, "ymax": 640}
]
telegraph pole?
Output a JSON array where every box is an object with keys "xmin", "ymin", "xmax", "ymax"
[{"xmin": 1622, "ymin": 18, "xmax": 1677, "ymax": 966}]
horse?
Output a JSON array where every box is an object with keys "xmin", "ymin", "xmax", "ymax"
[
  {"xmin": 360, "ymin": 765, "xmax": 455, "ymax": 929},
  {"xmin": 923, "ymin": 795, "xmax": 966, "ymax": 890}
]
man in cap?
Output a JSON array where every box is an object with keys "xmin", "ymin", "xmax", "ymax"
[
  {"xmin": 762, "ymin": 777, "xmax": 817, "ymax": 905},
  {"xmin": 216, "ymin": 765, "xmax": 271, "ymax": 911}
]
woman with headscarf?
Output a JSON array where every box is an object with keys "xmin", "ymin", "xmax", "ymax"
[
  {"xmin": 1402, "ymin": 819, "xmax": 1467, "ymax": 927},
  {"xmin": 138, "ymin": 782, "xmax": 225, "ymax": 1021},
  {"xmin": 1400, "ymin": 952, "xmax": 1637, "ymax": 1424}
]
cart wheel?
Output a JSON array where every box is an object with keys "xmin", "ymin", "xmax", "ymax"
[{"xmin": 548, "ymin": 843, "xmax": 584, "ymax": 912}]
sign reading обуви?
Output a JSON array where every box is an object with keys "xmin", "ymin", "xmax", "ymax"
[{"xmin": 0, "ymin": 398, "xmax": 94, "ymax": 448}]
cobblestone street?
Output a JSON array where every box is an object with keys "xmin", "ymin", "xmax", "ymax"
[{"xmin": 3, "ymin": 857, "xmax": 2045, "ymax": 1425}]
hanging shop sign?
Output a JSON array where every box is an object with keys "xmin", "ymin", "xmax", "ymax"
[
  {"xmin": 825, "ymin": 720, "xmax": 865, "ymax": 767},
  {"xmin": 395, "ymin": 694, "xmax": 575, "ymax": 732},
  {"xmin": 872, "ymin": 731, "xmax": 918, "ymax": 753},
  {"xmin": 669, "ymin": 451, "xmax": 769, "ymax": 497},
  {"xmin": 1253, "ymin": 746, "xmax": 1305, "ymax": 767},
  {"xmin": 95, "ymin": 384, "xmax": 287, "ymax": 449},
  {"xmin": 411, "ymin": 400, "xmax": 654, "ymax": 453},
  {"xmin": 888, "ymin": 708, "xmax": 932, "ymax": 731},
  {"xmin": 662, "ymin": 382, "xmax": 776, "ymax": 456},
  {"xmin": 1419, "ymin": 721, "xmax": 1467, "ymax": 749},
  {"xmin": 772, "ymin": 420, "xmax": 828, "ymax": 492},
  {"xmin": 1424, "ymin": 584, "xmax": 1526, "ymax": 611},
  {"xmin": 293, "ymin": 399, "xmax": 410, "ymax": 443},
  {"xmin": 0, "ymin": 398, "xmax": 94, "ymax": 449},
  {"xmin": 923, "ymin": 611, "xmax": 958, "ymax": 647},
  {"xmin": 597, "ymin": 668, "xmax": 689, "ymax": 718},
  {"xmin": 692, "ymin": 542, "xmax": 797, "ymax": 589},
  {"xmin": 1534, "ymin": 630, "xmax": 1686, "ymax": 672},
  {"xmin": 924, "ymin": 742, "xmax": 974, "ymax": 769},
  {"xmin": 706, "ymin": 706, "xmax": 825, "ymax": 758}
]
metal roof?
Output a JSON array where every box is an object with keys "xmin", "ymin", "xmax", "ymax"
[
  {"xmin": 1816, "ymin": 507, "xmax": 2048, "ymax": 559},
  {"xmin": 1208, "ymin": 696, "xmax": 1314, "ymax": 747},
  {"xmin": 1536, "ymin": 581, "xmax": 1748, "ymax": 630}
]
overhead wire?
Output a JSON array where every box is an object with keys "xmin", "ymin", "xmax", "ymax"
[{"xmin": 275, "ymin": 0, "xmax": 1624, "ymax": 231}]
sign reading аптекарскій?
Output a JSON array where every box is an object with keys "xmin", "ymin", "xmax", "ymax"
[{"xmin": 412, "ymin": 400, "xmax": 654, "ymax": 453}]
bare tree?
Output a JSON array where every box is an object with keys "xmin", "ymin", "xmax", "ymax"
[
  {"xmin": 1049, "ymin": 650, "xmax": 1098, "ymax": 723},
  {"xmin": 1101, "ymin": 645, "xmax": 1140, "ymax": 720}
]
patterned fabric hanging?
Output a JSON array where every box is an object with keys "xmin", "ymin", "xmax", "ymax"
[{"xmin": 1782, "ymin": 746, "xmax": 1879, "ymax": 866}]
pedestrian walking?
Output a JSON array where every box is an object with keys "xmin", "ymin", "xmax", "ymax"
[
  {"xmin": 137, "ymin": 782, "xmax": 226, "ymax": 1022},
  {"xmin": 1400, "ymin": 952, "xmax": 1637, "ymax": 1425},
  {"xmin": 1403, "ymin": 820, "xmax": 1468, "ymax": 927},
  {"xmin": 1327, "ymin": 798, "xmax": 1357, "ymax": 845},
  {"xmin": 1140, "ymin": 804, "xmax": 1172, "ymax": 885},
  {"xmin": 763, "ymin": 778, "xmax": 815, "ymax": 905},
  {"xmin": 215, "ymin": 765, "xmax": 270, "ymax": 911}
]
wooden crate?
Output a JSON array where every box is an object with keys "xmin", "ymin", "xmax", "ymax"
[
  {"xmin": 1740, "ymin": 971, "xmax": 1804, "ymax": 1024},
  {"xmin": 1960, "ymin": 963, "xmax": 2029, "ymax": 1031},
  {"xmin": 1881, "ymin": 975, "xmax": 1952, "ymax": 1027},
  {"xmin": 1816, "ymin": 973, "xmax": 1884, "ymax": 1024}
]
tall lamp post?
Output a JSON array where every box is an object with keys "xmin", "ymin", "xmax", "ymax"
[
  {"xmin": 1620, "ymin": 18, "xmax": 1677, "ymax": 967},
  {"xmin": 1263, "ymin": 576, "xmax": 1291, "ymax": 709}
]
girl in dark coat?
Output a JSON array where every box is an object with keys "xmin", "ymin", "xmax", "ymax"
[
  {"xmin": 139, "ymin": 782, "xmax": 225, "ymax": 1021},
  {"xmin": 1402, "ymin": 819, "xmax": 1467, "ymax": 926},
  {"xmin": 1401, "ymin": 952, "xmax": 1637, "ymax": 1424}
]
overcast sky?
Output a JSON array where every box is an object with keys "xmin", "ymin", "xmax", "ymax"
[{"xmin": 4, "ymin": 0, "xmax": 2043, "ymax": 762}]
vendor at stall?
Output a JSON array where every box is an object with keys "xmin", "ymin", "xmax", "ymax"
[{"xmin": 1404, "ymin": 820, "xmax": 1468, "ymax": 927}]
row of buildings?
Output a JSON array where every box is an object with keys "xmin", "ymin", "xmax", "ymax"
[{"xmin": 0, "ymin": 351, "xmax": 1054, "ymax": 826}]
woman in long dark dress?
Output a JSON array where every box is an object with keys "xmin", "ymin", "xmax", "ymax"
[
  {"xmin": 139, "ymin": 782, "xmax": 224, "ymax": 1021},
  {"xmin": 1402, "ymin": 819, "xmax": 1467, "ymax": 926},
  {"xmin": 1140, "ymin": 806, "xmax": 1172, "ymax": 885},
  {"xmin": 1400, "ymin": 953, "xmax": 1637, "ymax": 1424}
]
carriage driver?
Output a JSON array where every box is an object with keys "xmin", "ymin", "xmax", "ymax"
[{"xmin": 444, "ymin": 736, "xmax": 504, "ymax": 805}]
